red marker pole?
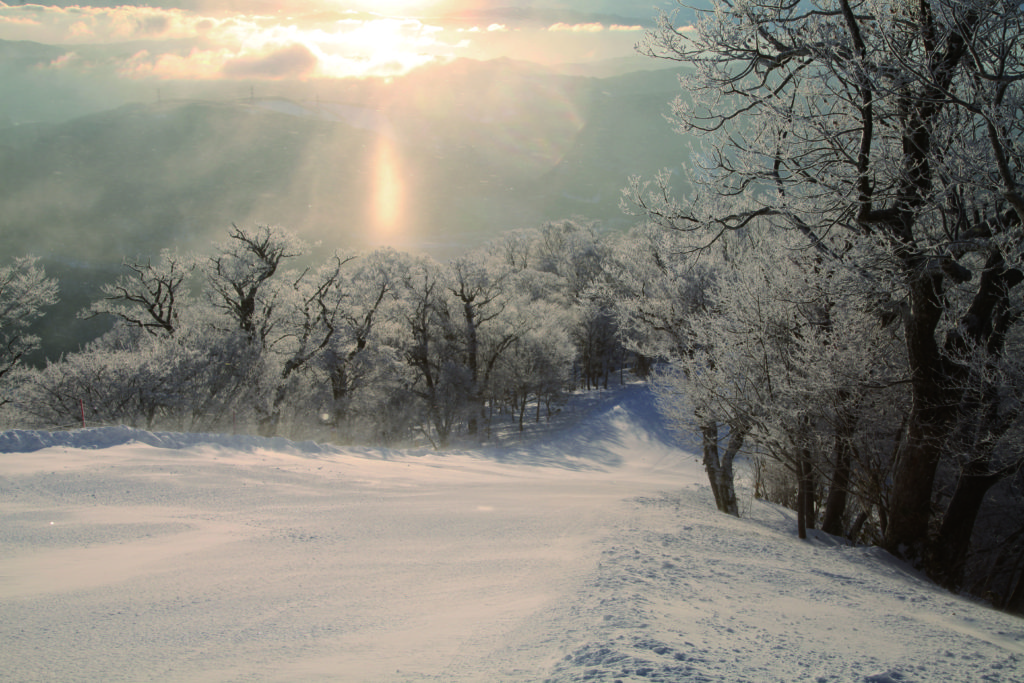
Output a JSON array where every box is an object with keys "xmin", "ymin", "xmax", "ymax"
[{"xmin": 80, "ymin": 399, "xmax": 86, "ymax": 428}]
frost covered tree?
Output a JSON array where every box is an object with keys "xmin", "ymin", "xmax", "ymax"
[
  {"xmin": 653, "ymin": 230, "xmax": 907, "ymax": 536},
  {"xmin": 0, "ymin": 256, "xmax": 58, "ymax": 393},
  {"xmin": 492, "ymin": 300, "xmax": 576, "ymax": 432},
  {"xmin": 630, "ymin": 0, "xmax": 1024, "ymax": 577},
  {"xmin": 198, "ymin": 224, "xmax": 328, "ymax": 435},
  {"xmin": 63, "ymin": 225, "xmax": 349, "ymax": 435},
  {"xmin": 16, "ymin": 327, "xmax": 210, "ymax": 430},
  {"xmin": 257, "ymin": 253, "xmax": 352, "ymax": 436},
  {"xmin": 527, "ymin": 220, "xmax": 624, "ymax": 389},
  {"xmin": 83, "ymin": 250, "xmax": 195, "ymax": 337},
  {"xmin": 318, "ymin": 248, "xmax": 404, "ymax": 437},
  {"xmin": 395, "ymin": 255, "xmax": 469, "ymax": 447},
  {"xmin": 204, "ymin": 223, "xmax": 304, "ymax": 345},
  {"xmin": 448, "ymin": 252, "xmax": 515, "ymax": 435},
  {"xmin": 607, "ymin": 226, "xmax": 746, "ymax": 515}
]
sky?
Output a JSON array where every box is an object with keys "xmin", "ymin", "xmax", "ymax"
[{"xmin": 0, "ymin": 1, "xmax": 687, "ymax": 81}]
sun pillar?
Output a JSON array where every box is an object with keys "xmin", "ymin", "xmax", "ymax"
[{"xmin": 370, "ymin": 132, "xmax": 406, "ymax": 246}]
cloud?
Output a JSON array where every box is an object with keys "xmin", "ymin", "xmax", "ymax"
[
  {"xmin": 0, "ymin": 2, "xmax": 652, "ymax": 80},
  {"xmin": 0, "ymin": 14, "xmax": 40, "ymax": 28},
  {"xmin": 0, "ymin": 3, "xmax": 218, "ymax": 43},
  {"xmin": 112, "ymin": 42, "xmax": 318, "ymax": 81},
  {"xmin": 222, "ymin": 42, "xmax": 318, "ymax": 79},
  {"xmin": 118, "ymin": 47, "xmax": 231, "ymax": 80},
  {"xmin": 548, "ymin": 22, "xmax": 606, "ymax": 33},
  {"xmin": 457, "ymin": 25, "xmax": 507, "ymax": 34},
  {"xmin": 47, "ymin": 51, "xmax": 84, "ymax": 69},
  {"xmin": 102, "ymin": 13, "xmax": 463, "ymax": 81}
]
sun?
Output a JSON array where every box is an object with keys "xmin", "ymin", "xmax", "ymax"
[{"xmin": 308, "ymin": 16, "xmax": 444, "ymax": 79}]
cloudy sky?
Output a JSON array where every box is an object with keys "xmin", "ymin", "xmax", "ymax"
[{"xmin": 0, "ymin": 1, "xmax": 689, "ymax": 81}]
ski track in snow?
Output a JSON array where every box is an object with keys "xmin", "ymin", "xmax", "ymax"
[{"xmin": 1, "ymin": 384, "xmax": 1022, "ymax": 683}]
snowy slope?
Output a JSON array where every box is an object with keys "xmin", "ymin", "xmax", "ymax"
[{"xmin": 1, "ymin": 385, "xmax": 1022, "ymax": 682}]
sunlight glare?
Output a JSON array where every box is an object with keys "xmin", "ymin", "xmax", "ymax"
[
  {"xmin": 309, "ymin": 17, "xmax": 451, "ymax": 79},
  {"xmin": 370, "ymin": 134, "xmax": 406, "ymax": 245}
]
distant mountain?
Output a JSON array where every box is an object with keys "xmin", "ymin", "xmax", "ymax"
[
  {"xmin": 0, "ymin": 38, "xmax": 200, "ymax": 125},
  {"xmin": 430, "ymin": 6, "xmax": 654, "ymax": 28},
  {"xmin": 553, "ymin": 55, "xmax": 681, "ymax": 79},
  {"xmin": 2, "ymin": 59, "xmax": 689, "ymax": 258},
  {"xmin": 1, "ymin": 57, "xmax": 691, "ymax": 359}
]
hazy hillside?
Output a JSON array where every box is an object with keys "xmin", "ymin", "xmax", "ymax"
[
  {"xmin": 1, "ymin": 54, "xmax": 689, "ymax": 361},
  {"xmin": 1, "ymin": 60, "xmax": 687, "ymax": 261},
  {"xmin": 0, "ymin": 100, "xmax": 381, "ymax": 260}
]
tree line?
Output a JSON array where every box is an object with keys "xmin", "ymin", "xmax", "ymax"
[
  {"xmin": 1, "ymin": 220, "xmax": 633, "ymax": 447},
  {"xmin": 617, "ymin": 0, "xmax": 1024, "ymax": 611},
  {"xmin": 2, "ymin": 0, "xmax": 1022, "ymax": 612}
]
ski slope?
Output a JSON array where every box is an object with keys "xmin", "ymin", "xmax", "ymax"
[{"xmin": 2, "ymin": 385, "xmax": 1022, "ymax": 682}]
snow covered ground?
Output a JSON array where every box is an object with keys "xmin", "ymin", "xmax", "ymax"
[{"xmin": 2, "ymin": 385, "xmax": 1022, "ymax": 682}]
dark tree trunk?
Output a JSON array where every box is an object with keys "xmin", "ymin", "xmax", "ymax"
[
  {"xmin": 822, "ymin": 411, "xmax": 857, "ymax": 536},
  {"xmin": 821, "ymin": 442, "xmax": 852, "ymax": 536},
  {"xmin": 847, "ymin": 510, "xmax": 869, "ymax": 545},
  {"xmin": 464, "ymin": 299, "xmax": 480, "ymax": 436},
  {"xmin": 1005, "ymin": 552, "xmax": 1024, "ymax": 614},
  {"xmin": 885, "ymin": 274, "xmax": 954, "ymax": 559},
  {"xmin": 876, "ymin": 7, "xmax": 978, "ymax": 559},
  {"xmin": 797, "ymin": 481, "xmax": 807, "ymax": 540},
  {"xmin": 329, "ymin": 362, "xmax": 348, "ymax": 426},
  {"xmin": 797, "ymin": 455, "xmax": 816, "ymax": 539},
  {"xmin": 719, "ymin": 424, "xmax": 746, "ymax": 517},
  {"xmin": 929, "ymin": 255, "xmax": 1024, "ymax": 585},
  {"xmin": 700, "ymin": 419, "xmax": 745, "ymax": 517},
  {"xmin": 701, "ymin": 421, "xmax": 726, "ymax": 513},
  {"xmin": 930, "ymin": 466, "xmax": 1001, "ymax": 589},
  {"xmin": 889, "ymin": 253, "xmax": 1022, "ymax": 565}
]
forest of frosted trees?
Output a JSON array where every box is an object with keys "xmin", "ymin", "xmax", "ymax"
[
  {"xmin": 3, "ymin": 0, "xmax": 1024, "ymax": 612},
  {"xmin": 1, "ymin": 220, "xmax": 625, "ymax": 447}
]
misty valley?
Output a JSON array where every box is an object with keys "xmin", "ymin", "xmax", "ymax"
[{"xmin": 0, "ymin": 52, "xmax": 689, "ymax": 360}]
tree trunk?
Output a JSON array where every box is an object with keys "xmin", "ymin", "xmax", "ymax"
[
  {"xmin": 930, "ymin": 466, "xmax": 1001, "ymax": 590},
  {"xmin": 462, "ymin": 298, "xmax": 480, "ymax": 436},
  {"xmin": 701, "ymin": 420, "xmax": 725, "ymax": 512},
  {"xmin": 797, "ymin": 480, "xmax": 807, "ymax": 540},
  {"xmin": 821, "ymin": 440, "xmax": 852, "ymax": 536},
  {"xmin": 878, "ymin": 8, "xmax": 979, "ymax": 558},
  {"xmin": 847, "ymin": 510, "xmax": 869, "ymax": 545},
  {"xmin": 928, "ymin": 256, "xmax": 1024, "ymax": 585},
  {"xmin": 258, "ymin": 407, "xmax": 281, "ymax": 438},
  {"xmin": 886, "ymin": 404, "xmax": 945, "ymax": 557},
  {"xmin": 887, "ymin": 257, "xmax": 1022, "ymax": 563},
  {"xmin": 700, "ymin": 419, "xmax": 745, "ymax": 517},
  {"xmin": 1005, "ymin": 552, "xmax": 1024, "ymax": 614},
  {"xmin": 822, "ymin": 411, "xmax": 857, "ymax": 536},
  {"xmin": 885, "ymin": 274, "xmax": 953, "ymax": 559},
  {"xmin": 718, "ymin": 424, "xmax": 745, "ymax": 517},
  {"xmin": 797, "ymin": 455, "xmax": 815, "ymax": 539}
]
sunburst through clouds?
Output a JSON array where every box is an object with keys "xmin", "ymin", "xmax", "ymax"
[{"xmin": 0, "ymin": 1, "xmax": 656, "ymax": 252}]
